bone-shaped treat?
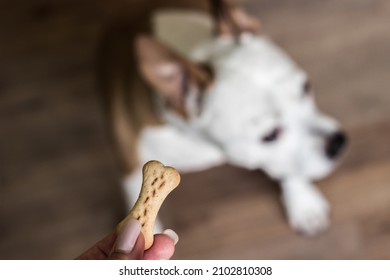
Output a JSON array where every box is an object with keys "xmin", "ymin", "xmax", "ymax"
[{"xmin": 116, "ymin": 160, "xmax": 181, "ymax": 250}]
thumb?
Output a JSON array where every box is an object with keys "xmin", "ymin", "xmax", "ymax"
[{"xmin": 108, "ymin": 218, "xmax": 145, "ymax": 260}]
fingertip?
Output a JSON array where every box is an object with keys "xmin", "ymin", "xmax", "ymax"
[
  {"xmin": 143, "ymin": 234, "xmax": 175, "ymax": 260},
  {"xmin": 114, "ymin": 218, "xmax": 141, "ymax": 254},
  {"xmin": 162, "ymin": 229, "xmax": 179, "ymax": 245},
  {"xmin": 108, "ymin": 230, "xmax": 145, "ymax": 260}
]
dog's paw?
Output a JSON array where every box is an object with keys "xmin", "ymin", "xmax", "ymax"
[{"xmin": 281, "ymin": 185, "xmax": 330, "ymax": 236}]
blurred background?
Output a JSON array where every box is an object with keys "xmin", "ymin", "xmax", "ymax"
[{"xmin": 1, "ymin": 0, "xmax": 390, "ymax": 259}]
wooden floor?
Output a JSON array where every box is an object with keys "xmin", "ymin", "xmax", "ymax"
[{"xmin": 1, "ymin": 0, "xmax": 390, "ymax": 259}]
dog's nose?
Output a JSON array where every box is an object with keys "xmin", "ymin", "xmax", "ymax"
[{"xmin": 325, "ymin": 131, "xmax": 347, "ymax": 159}]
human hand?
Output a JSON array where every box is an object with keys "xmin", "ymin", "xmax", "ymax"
[{"xmin": 76, "ymin": 218, "xmax": 178, "ymax": 260}]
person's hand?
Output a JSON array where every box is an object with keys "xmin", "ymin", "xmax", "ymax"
[{"xmin": 76, "ymin": 218, "xmax": 179, "ymax": 260}]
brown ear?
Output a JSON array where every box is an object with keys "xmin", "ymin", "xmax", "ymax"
[
  {"xmin": 135, "ymin": 35, "xmax": 213, "ymax": 118},
  {"xmin": 213, "ymin": 5, "xmax": 261, "ymax": 37},
  {"xmin": 135, "ymin": 35, "xmax": 184, "ymax": 104}
]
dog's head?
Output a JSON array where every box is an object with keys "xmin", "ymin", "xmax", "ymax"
[{"xmin": 135, "ymin": 6, "xmax": 347, "ymax": 181}]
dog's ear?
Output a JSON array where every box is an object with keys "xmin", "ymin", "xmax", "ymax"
[
  {"xmin": 212, "ymin": 4, "xmax": 261, "ymax": 37},
  {"xmin": 135, "ymin": 35, "xmax": 213, "ymax": 118}
]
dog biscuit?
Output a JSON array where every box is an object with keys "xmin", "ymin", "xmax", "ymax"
[{"xmin": 116, "ymin": 160, "xmax": 181, "ymax": 250}]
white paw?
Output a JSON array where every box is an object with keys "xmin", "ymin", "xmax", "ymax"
[{"xmin": 282, "ymin": 186, "xmax": 330, "ymax": 236}]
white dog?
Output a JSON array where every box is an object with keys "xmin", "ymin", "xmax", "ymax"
[{"xmin": 99, "ymin": 1, "xmax": 346, "ymax": 237}]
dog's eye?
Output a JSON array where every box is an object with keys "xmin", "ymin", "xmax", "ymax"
[
  {"xmin": 303, "ymin": 80, "xmax": 311, "ymax": 96},
  {"xmin": 262, "ymin": 127, "xmax": 282, "ymax": 143}
]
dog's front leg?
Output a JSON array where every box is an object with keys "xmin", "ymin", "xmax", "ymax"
[{"xmin": 280, "ymin": 177, "xmax": 330, "ymax": 236}]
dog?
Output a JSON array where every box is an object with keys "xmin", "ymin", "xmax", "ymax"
[{"xmin": 98, "ymin": 0, "xmax": 347, "ymax": 237}]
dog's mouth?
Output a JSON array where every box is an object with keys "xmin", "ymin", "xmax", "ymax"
[{"xmin": 324, "ymin": 131, "xmax": 348, "ymax": 160}]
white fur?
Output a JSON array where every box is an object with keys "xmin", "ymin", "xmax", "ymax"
[
  {"xmin": 190, "ymin": 34, "xmax": 340, "ymax": 235},
  {"xmin": 123, "ymin": 13, "xmax": 342, "ymax": 236}
]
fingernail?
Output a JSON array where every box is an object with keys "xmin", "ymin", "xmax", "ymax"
[
  {"xmin": 115, "ymin": 218, "xmax": 141, "ymax": 253},
  {"xmin": 162, "ymin": 229, "xmax": 179, "ymax": 245}
]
